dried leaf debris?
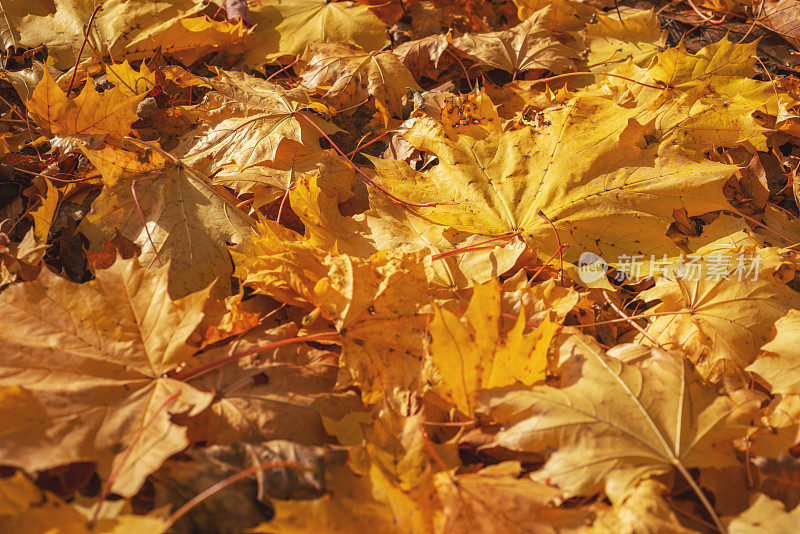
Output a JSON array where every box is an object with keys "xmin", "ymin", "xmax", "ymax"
[{"xmin": 3, "ymin": 0, "xmax": 800, "ymax": 532}]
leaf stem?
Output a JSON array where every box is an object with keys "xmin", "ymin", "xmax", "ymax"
[
  {"xmin": 444, "ymin": 48, "xmax": 474, "ymax": 91},
  {"xmin": 430, "ymin": 232, "xmax": 518, "ymax": 261},
  {"xmin": 602, "ymin": 290, "xmax": 664, "ymax": 348},
  {"xmin": 66, "ymin": 5, "xmax": 102, "ymax": 97},
  {"xmin": 533, "ymin": 71, "xmax": 664, "ymax": 90},
  {"xmin": 538, "ymin": 211, "xmax": 565, "ymax": 286},
  {"xmin": 173, "ymin": 332, "xmax": 340, "ymax": 382}
]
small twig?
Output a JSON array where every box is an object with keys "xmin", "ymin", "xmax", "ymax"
[
  {"xmin": 573, "ymin": 310, "xmax": 696, "ymax": 328},
  {"xmin": 444, "ymin": 48, "xmax": 474, "ymax": 91},
  {"xmin": 346, "ymin": 129, "xmax": 393, "ymax": 157},
  {"xmin": 537, "ymin": 211, "xmax": 565, "ymax": 286},
  {"xmin": 602, "ymin": 290, "xmax": 665, "ymax": 348},
  {"xmin": 293, "ymin": 111, "xmax": 437, "ymax": 208},
  {"xmin": 66, "ymin": 5, "xmax": 103, "ymax": 97},
  {"xmin": 530, "ymin": 244, "xmax": 567, "ymax": 281},
  {"xmin": 430, "ymin": 233, "xmax": 518, "ymax": 261},
  {"xmin": 276, "ymin": 187, "xmax": 290, "ymax": 225},
  {"xmin": 729, "ymin": 208, "xmax": 797, "ymax": 247},
  {"xmin": 164, "ymin": 460, "xmax": 304, "ymax": 528},
  {"xmin": 13, "ymin": 166, "xmax": 90, "ymax": 183},
  {"xmin": 685, "ymin": 0, "xmax": 726, "ymax": 24},
  {"xmin": 265, "ymin": 57, "xmax": 300, "ymax": 82}
]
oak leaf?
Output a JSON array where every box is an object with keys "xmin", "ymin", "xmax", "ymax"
[{"xmin": 0, "ymin": 258, "xmax": 215, "ymax": 496}]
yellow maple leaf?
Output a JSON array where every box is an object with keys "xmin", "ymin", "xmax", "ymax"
[
  {"xmin": 452, "ymin": 7, "xmax": 582, "ymax": 77},
  {"xmin": 371, "ymin": 91, "xmax": 736, "ymax": 264},
  {"xmin": 77, "ymin": 143, "xmax": 256, "ymax": 298},
  {"xmin": 0, "ymin": 257, "xmax": 214, "ymax": 496},
  {"xmin": 482, "ymin": 335, "xmax": 763, "ymax": 524},
  {"xmin": 429, "ymin": 279, "xmax": 558, "ymax": 416},
  {"xmin": 298, "ymin": 42, "xmax": 421, "ymax": 125},
  {"xmin": 106, "ymin": 60, "xmax": 157, "ymax": 96},
  {"xmin": 0, "ymin": 471, "xmax": 168, "ymax": 533},
  {"xmin": 26, "ymin": 68, "xmax": 143, "ymax": 139},
  {"xmin": 242, "ymin": 0, "xmax": 389, "ymax": 65}
]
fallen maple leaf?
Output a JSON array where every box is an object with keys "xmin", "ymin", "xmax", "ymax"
[
  {"xmin": 590, "ymin": 479, "xmax": 695, "ymax": 534},
  {"xmin": 434, "ymin": 461, "xmax": 594, "ymax": 534},
  {"xmin": 639, "ymin": 252, "xmax": 800, "ymax": 383},
  {"xmin": 371, "ymin": 91, "xmax": 736, "ymax": 264},
  {"xmin": 184, "ymin": 324, "xmax": 365, "ymax": 446},
  {"xmin": 315, "ymin": 250, "xmax": 438, "ymax": 407},
  {"xmin": 77, "ymin": 143, "xmax": 255, "ymax": 298},
  {"xmin": 128, "ymin": 15, "xmax": 251, "ymax": 66},
  {"xmin": 174, "ymin": 68, "xmax": 338, "ymax": 199},
  {"xmin": 7, "ymin": 0, "xmax": 202, "ymax": 70},
  {"xmin": 105, "ymin": 60, "xmax": 157, "ymax": 96},
  {"xmin": 298, "ymin": 42, "xmax": 421, "ymax": 126},
  {"xmin": 242, "ymin": 0, "xmax": 389, "ymax": 65},
  {"xmin": 26, "ymin": 68, "xmax": 143, "ymax": 139},
  {"xmin": 748, "ymin": 310, "xmax": 800, "ymax": 395},
  {"xmin": 429, "ymin": 279, "xmax": 557, "ymax": 416},
  {"xmin": 0, "ymin": 257, "xmax": 214, "ymax": 496},
  {"xmin": 452, "ymin": 7, "xmax": 582, "ymax": 78},
  {"xmin": 481, "ymin": 336, "xmax": 762, "ymax": 524},
  {"xmin": 0, "ymin": 471, "xmax": 167, "ymax": 533}
]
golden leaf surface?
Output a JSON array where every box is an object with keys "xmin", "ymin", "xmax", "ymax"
[
  {"xmin": 26, "ymin": 68, "xmax": 143, "ymax": 139},
  {"xmin": 372, "ymin": 91, "xmax": 736, "ymax": 263},
  {"xmin": 0, "ymin": 258, "xmax": 214, "ymax": 496},
  {"xmin": 482, "ymin": 337, "xmax": 762, "ymax": 501},
  {"xmin": 452, "ymin": 7, "xmax": 582, "ymax": 75},
  {"xmin": 77, "ymin": 144, "xmax": 255, "ymax": 298},
  {"xmin": 429, "ymin": 279, "xmax": 557, "ymax": 416}
]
